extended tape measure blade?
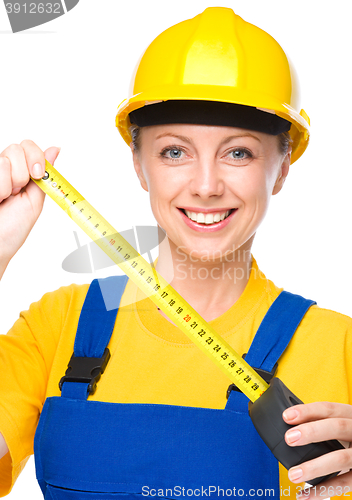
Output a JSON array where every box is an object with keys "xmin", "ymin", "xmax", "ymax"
[{"xmin": 31, "ymin": 160, "xmax": 269, "ymax": 402}]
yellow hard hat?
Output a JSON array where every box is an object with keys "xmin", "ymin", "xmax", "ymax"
[{"xmin": 115, "ymin": 7, "xmax": 310, "ymax": 164}]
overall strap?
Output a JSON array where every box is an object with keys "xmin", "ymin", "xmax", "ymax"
[
  {"xmin": 226, "ymin": 291, "xmax": 316, "ymax": 410},
  {"xmin": 61, "ymin": 275, "xmax": 129, "ymax": 400},
  {"xmin": 245, "ymin": 291, "xmax": 316, "ymax": 372}
]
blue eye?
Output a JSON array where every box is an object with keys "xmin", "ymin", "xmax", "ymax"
[
  {"xmin": 230, "ymin": 149, "xmax": 251, "ymax": 160},
  {"xmin": 160, "ymin": 147, "xmax": 185, "ymax": 161},
  {"xmin": 169, "ymin": 148, "xmax": 182, "ymax": 159}
]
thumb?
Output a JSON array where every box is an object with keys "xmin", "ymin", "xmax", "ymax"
[
  {"xmin": 44, "ymin": 146, "xmax": 61, "ymax": 167},
  {"xmin": 25, "ymin": 146, "xmax": 60, "ymax": 215}
]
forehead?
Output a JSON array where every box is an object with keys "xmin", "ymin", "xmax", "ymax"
[{"xmin": 140, "ymin": 123, "xmax": 273, "ymax": 144}]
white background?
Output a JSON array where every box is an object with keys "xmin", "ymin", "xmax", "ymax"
[{"xmin": 0, "ymin": 0, "xmax": 352, "ymax": 497}]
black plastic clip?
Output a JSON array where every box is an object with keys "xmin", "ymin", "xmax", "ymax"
[
  {"xmin": 59, "ymin": 347, "xmax": 111, "ymax": 396},
  {"xmin": 226, "ymin": 353, "xmax": 278, "ymax": 399}
]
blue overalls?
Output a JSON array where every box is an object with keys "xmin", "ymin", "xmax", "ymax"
[{"xmin": 34, "ymin": 276, "xmax": 315, "ymax": 499}]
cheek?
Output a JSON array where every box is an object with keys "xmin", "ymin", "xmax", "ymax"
[
  {"xmin": 145, "ymin": 165, "xmax": 187, "ymax": 203},
  {"xmin": 147, "ymin": 174, "xmax": 172, "ymax": 206},
  {"xmin": 231, "ymin": 167, "xmax": 272, "ymax": 209},
  {"xmin": 142, "ymin": 167, "xmax": 182, "ymax": 228}
]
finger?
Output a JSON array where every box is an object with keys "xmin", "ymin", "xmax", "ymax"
[
  {"xmin": 0, "ymin": 144, "xmax": 30, "ymax": 195},
  {"xmin": 295, "ymin": 469, "xmax": 352, "ymax": 499},
  {"xmin": 288, "ymin": 447, "xmax": 352, "ymax": 485},
  {"xmin": 24, "ymin": 179, "xmax": 46, "ymax": 215},
  {"xmin": 44, "ymin": 146, "xmax": 61, "ymax": 167},
  {"xmin": 0, "ymin": 157, "xmax": 12, "ymax": 202},
  {"xmin": 285, "ymin": 418, "xmax": 352, "ymax": 446},
  {"xmin": 20, "ymin": 139, "xmax": 46, "ymax": 179},
  {"xmin": 283, "ymin": 401, "xmax": 352, "ymax": 425}
]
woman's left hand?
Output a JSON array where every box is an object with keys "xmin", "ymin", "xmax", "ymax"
[{"xmin": 283, "ymin": 402, "xmax": 352, "ymax": 499}]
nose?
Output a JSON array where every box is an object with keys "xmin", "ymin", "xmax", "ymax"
[{"xmin": 189, "ymin": 158, "xmax": 225, "ymax": 199}]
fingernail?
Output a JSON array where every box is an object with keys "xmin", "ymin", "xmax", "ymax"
[
  {"xmin": 32, "ymin": 163, "xmax": 43, "ymax": 178},
  {"xmin": 286, "ymin": 429, "xmax": 301, "ymax": 444},
  {"xmin": 289, "ymin": 467, "xmax": 303, "ymax": 481},
  {"xmin": 283, "ymin": 408, "xmax": 299, "ymax": 420}
]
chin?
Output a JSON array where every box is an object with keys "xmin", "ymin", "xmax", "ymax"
[{"xmin": 174, "ymin": 240, "xmax": 239, "ymax": 263}]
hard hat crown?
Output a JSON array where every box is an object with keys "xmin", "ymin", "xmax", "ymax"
[{"xmin": 116, "ymin": 7, "xmax": 310, "ymax": 163}]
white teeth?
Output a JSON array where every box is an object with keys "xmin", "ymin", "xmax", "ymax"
[
  {"xmin": 205, "ymin": 214, "xmax": 213, "ymax": 224},
  {"xmin": 184, "ymin": 209, "xmax": 232, "ymax": 224}
]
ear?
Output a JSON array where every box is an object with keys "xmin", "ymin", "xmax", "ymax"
[
  {"xmin": 131, "ymin": 145, "xmax": 149, "ymax": 192},
  {"xmin": 272, "ymin": 151, "xmax": 291, "ymax": 195}
]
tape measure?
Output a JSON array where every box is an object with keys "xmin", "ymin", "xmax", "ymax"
[
  {"xmin": 31, "ymin": 160, "xmax": 268, "ymax": 403},
  {"xmin": 31, "ymin": 160, "xmax": 346, "ymax": 486}
]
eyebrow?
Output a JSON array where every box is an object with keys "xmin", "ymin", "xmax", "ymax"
[{"xmin": 155, "ymin": 132, "xmax": 261, "ymax": 145}]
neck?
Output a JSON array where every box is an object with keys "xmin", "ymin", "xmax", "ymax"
[{"xmin": 155, "ymin": 233, "xmax": 254, "ymax": 322}]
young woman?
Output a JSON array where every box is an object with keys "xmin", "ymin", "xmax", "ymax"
[{"xmin": 0, "ymin": 6, "xmax": 351, "ymax": 500}]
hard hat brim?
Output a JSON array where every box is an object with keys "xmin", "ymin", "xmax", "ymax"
[
  {"xmin": 128, "ymin": 100, "xmax": 292, "ymax": 136},
  {"xmin": 116, "ymin": 85, "xmax": 310, "ymax": 164}
]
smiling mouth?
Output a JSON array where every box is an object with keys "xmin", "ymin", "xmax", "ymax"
[{"xmin": 178, "ymin": 208, "xmax": 236, "ymax": 225}]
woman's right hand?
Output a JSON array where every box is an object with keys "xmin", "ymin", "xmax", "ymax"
[{"xmin": 0, "ymin": 141, "xmax": 61, "ymax": 271}]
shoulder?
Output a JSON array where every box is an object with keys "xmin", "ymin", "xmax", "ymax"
[
  {"xmin": 23, "ymin": 282, "xmax": 90, "ymax": 317},
  {"xmin": 278, "ymin": 299, "xmax": 352, "ymax": 404},
  {"xmin": 262, "ymin": 272, "xmax": 352, "ymax": 335},
  {"xmin": 17, "ymin": 282, "xmax": 91, "ymax": 341},
  {"xmin": 302, "ymin": 302, "xmax": 352, "ymax": 333},
  {"xmin": 301, "ymin": 303, "xmax": 352, "ymax": 357},
  {"xmin": 262, "ymin": 282, "xmax": 352, "ymax": 349},
  {"xmin": 22, "ymin": 275, "xmax": 131, "ymax": 324},
  {"xmin": 286, "ymin": 300, "xmax": 352, "ymax": 359}
]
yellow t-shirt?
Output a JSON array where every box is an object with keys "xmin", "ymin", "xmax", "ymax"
[{"xmin": 0, "ymin": 257, "xmax": 351, "ymax": 499}]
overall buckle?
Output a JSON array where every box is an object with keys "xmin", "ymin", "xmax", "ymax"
[
  {"xmin": 59, "ymin": 347, "xmax": 111, "ymax": 396},
  {"xmin": 226, "ymin": 352, "xmax": 278, "ymax": 399}
]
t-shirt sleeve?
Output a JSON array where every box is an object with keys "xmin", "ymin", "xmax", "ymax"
[{"xmin": 0, "ymin": 284, "xmax": 76, "ymax": 497}]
